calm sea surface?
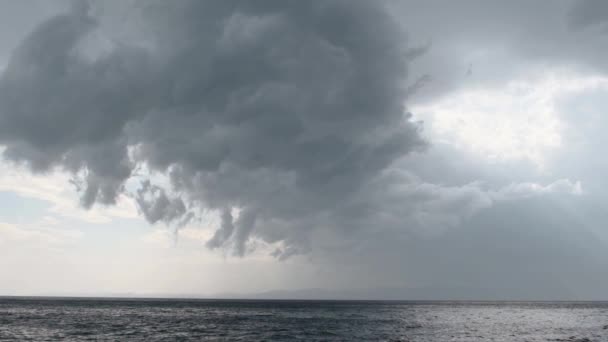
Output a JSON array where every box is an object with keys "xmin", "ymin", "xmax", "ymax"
[{"xmin": 0, "ymin": 298, "xmax": 607, "ymax": 341}]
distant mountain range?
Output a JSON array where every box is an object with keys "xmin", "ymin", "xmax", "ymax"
[
  {"xmin": 15, "ymin": 285, "xmax": 605, "ymax": 301},
  {"xmin": 213, "ymin": 286, "xmax": 596, "ymax": 302}
]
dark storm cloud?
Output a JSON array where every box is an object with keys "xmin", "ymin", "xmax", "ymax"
[
  {"xmin": 0, "ymin": 0, "xmax": 589, "ymax": 259},
  {"xmin": 0, "ymin": 0, "xmax": 432, "ymax": 256}
]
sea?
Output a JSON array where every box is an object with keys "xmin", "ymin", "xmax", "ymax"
[{"xmin": 0, "ymin": 297, "xmax": 607, "ymax": 341}]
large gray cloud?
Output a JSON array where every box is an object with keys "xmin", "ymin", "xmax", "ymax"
[
  {"xmin": 0, "ymin": 0, "xmax": 591, "ymax": 263},
  {"xmin": 0, "ymin": 0, "xmax": 431, "ymax": 256}
]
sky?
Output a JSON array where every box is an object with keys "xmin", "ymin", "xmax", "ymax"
[{"xmin": 0, "ymin": 0, "xmax": 607, "ymax": 300}]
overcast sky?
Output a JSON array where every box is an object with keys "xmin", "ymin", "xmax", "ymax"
[{"xmin": 0, "ymin": 0, "xmax": 607, "ymax": 300}]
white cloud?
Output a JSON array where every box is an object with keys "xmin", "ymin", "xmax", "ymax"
[
  {"xmin": 493, "ymin": 179, "xmax": 583, "ymax": 200},
  {"xmin": 413, "ymin": 71, "xmax": 608, "ymax": 167}
]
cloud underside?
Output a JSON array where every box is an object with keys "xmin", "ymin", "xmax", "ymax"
[{"xmin": 0, "ymin": 0, "xmax": 583, "ymax": 258}]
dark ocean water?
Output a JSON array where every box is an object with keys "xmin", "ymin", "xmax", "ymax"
[{"xmin": 0, "ymin": 298, "xmax": 607, "ymax": 341}]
